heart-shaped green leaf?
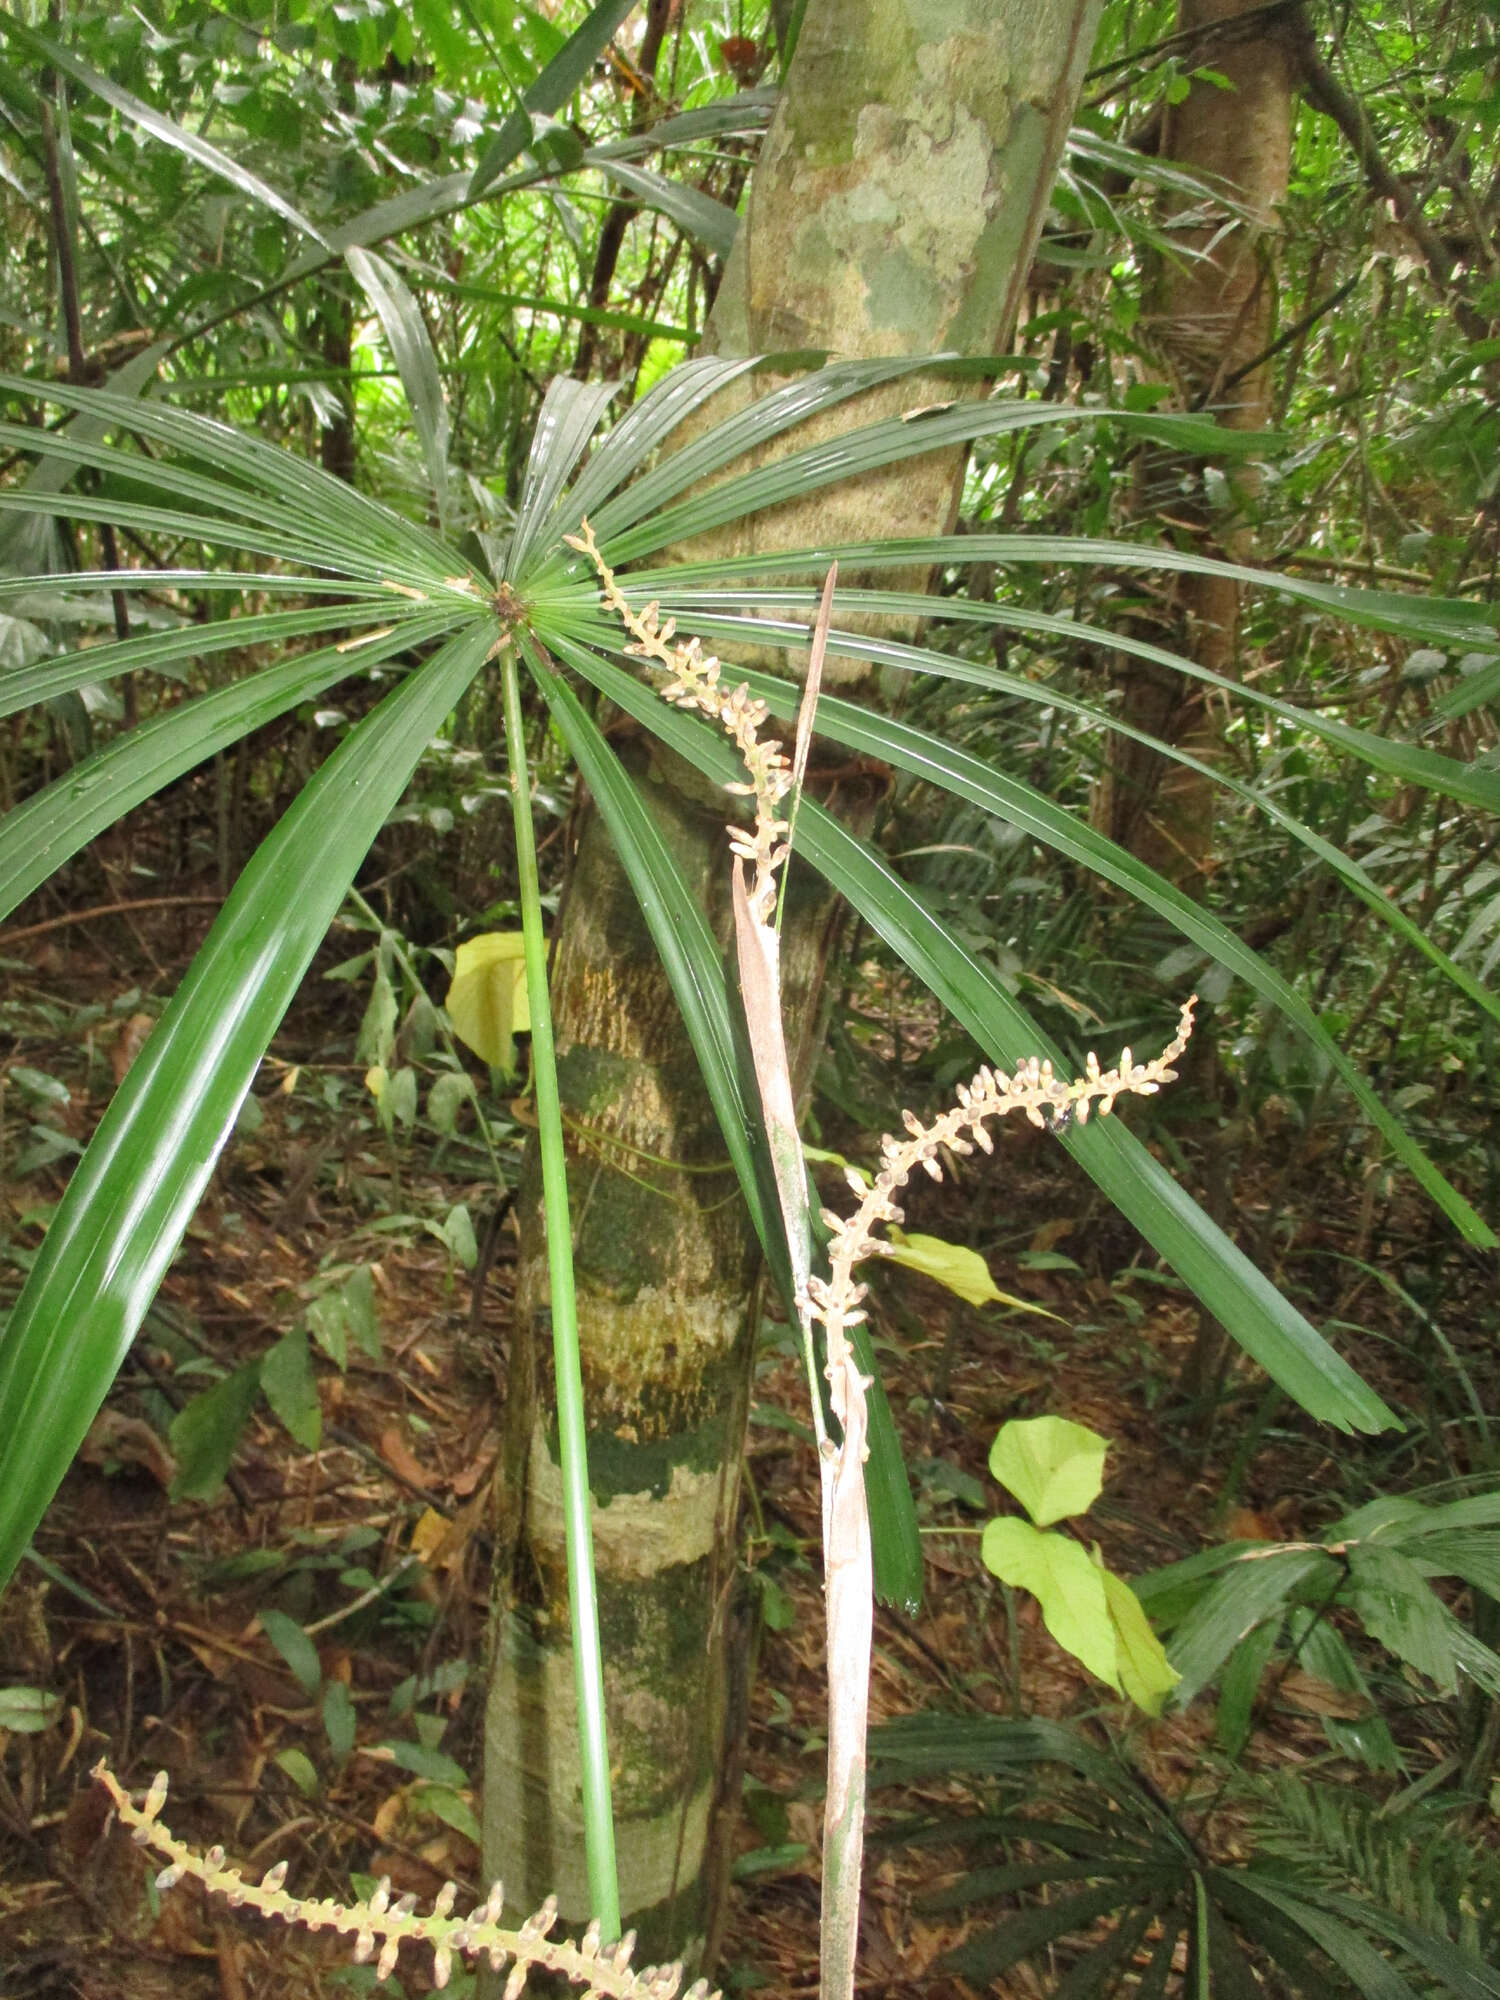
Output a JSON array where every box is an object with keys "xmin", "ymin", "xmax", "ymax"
[{"xmin": 989, "ymin": 1416, "xmax": 1109, "ymax": 1527}]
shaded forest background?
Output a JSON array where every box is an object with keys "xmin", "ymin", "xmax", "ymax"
[{"xmin": 1, "ymin": 0, "xmax": 1500, "ymax": 1995}]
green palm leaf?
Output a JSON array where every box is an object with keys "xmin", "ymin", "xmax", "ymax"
[
  {"xmin": 0, "ymin": 620, "xmax": 496, "ymax": 1589},
  {"xmin": 633, "ymin": 593, "xmax": 1500, "ymax": 1031},
  {"xmin": 539, "ymin": 629, "xmax": 1397, "ymax": 1435},
  {"xmin": 0, "ymin": 615, "xmax": 452, "ymax": 922}
]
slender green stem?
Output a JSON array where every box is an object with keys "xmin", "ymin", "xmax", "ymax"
[{"xmin": 500, "ymin": 644, "xmax": 620, "ymax": 1940}]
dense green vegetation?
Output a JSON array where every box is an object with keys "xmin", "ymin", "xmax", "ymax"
[{"xmin": 1, "ymin": 2, "xmax": 1498, "ymax": 1995}]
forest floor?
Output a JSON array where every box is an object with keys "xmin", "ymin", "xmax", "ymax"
[{"xmin": 0, "ymin": 895, "xmax": 1480, "ymax": 2000}]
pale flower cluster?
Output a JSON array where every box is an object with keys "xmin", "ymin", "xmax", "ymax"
[
  {"xmin": 569, "ymin": 518, "xmax": 1198, "ymax": 1444},
  {"xmin": 94, "ymin": 1763, "xmax": 715, "ymax": 2000},
  {"xmin": 564, "ymin": 520, "xmax": 792, "ymax": 924}
]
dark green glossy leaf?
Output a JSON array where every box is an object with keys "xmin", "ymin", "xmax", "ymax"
[
  {"xmin": 0, "ymin": 616, "xmax": 452, "ymax": 922},
  {"xmin": 0, "ymin": 621, "xmax": 495, "ymax": 1590},
  {"xmin": 546, "ymin": 638, "xmax": 1399, "ymax": 1435}
]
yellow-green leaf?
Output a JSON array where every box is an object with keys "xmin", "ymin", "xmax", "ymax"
[
  {"xmin": 883, "ymin": 1228, "xmax": 1057, "ymax": 1316},
  {"xmin": 446, "ymin": 931, "xmax": 531, "ymax": 1074},
  {"xmin": 980, "ymin": 1516, "xmax": 1120, "ymax": 1693},
  {"xmin": 1100, "ymin": 1562, "xmax": 1180, "ymax": 1716},
  {"xmin": 989, "ymin": 1414, "xmax": 1109, "ymax": 1527}
]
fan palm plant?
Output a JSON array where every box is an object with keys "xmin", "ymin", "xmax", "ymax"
[
  {"xmin": 1, "ymin": 337, "xmax": 1499, "ymax": 1994},
  {"xmin": 8, "ymin": 350, "xmax": 1499, "ymax": 1603}
]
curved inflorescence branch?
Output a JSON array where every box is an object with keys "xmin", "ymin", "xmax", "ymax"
[
  {"xmin": 564, "ymin": 520, "xmax": 791, "ymax": 926},
  {"xmin": 93, "ymin": 1763, "xmax": 716, "ymax": 2000},
  {"xmin": 564, "ymin": 517, "xmax": 1200, "ymax": 1446},
  {"xmin": 806, "ymin": 999, "xmax": 1199, "ymax": 1433}
]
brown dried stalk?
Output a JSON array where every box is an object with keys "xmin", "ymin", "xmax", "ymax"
[{"xmin": 94, "ymin": 1762, "xmax": 714, "ymax": 2000}]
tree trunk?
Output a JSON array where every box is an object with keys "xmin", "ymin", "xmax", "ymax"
[
  {"xmin": 481, "ymin": 0, "xmax": 1101, "ymax": 1969},
  {"xmin": 1097, "ymin": 0, "xmax": 1295, "ymax": 887}
]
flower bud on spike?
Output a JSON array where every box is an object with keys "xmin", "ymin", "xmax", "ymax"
[
  {"xmin": 261, "ymin": 1859, "xmax": 289, "ymax": 1892},
  {"xmin": 143, "ymin": 1771, "xmax": 169, "ymax": 1821}
]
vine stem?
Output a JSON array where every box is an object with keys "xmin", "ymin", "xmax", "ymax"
[{"xmin": 500, "ymin": 642, "xmax": 620, "ymax": 1940}]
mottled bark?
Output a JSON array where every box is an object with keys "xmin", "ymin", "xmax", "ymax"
[
  {"xmin": 482, "ymin": 0, "xmax": 1100, "ymax": 1970},
  {"xmin": 1098, "ymin": 0, "xmax": 1294, "ymax": 886}
]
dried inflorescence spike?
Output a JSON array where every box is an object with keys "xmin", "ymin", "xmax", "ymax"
[
  {"xmin": 90, "ymin": 1762, "xmax": 717, "ymax": 2000},
  {"xmin": 801, "ymin": 997, "xmax": 1200, "ymax": 1437},
  {"xmin": 566, "ymin": 520, "xmax": 795, "ymax": 926}
]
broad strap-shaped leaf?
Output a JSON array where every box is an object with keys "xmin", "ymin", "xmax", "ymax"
[
  {"xmin": 0, "ymin": 620, "xmax": 496, "ymax": 1590},
  {"xmin": 639, "ymin": 576, "xmax": 1500, "ymax": 813},
  {"xmin": 570, "ymin": 356, "xmax": 949, "ymax": 552},
  {"xmin": 0, "ymin": 599, "xmax": 405, "ymax": 720},
  {"xmin": 590, "ymin": 159, "xmax": 741, "ymax": 259},
  {"xmin": 0, "ymin": 343, "xmax": 167, "ymax": 522},
  {"xmin": 0, "ymin": 614, "xmax": 452, "ymax": 923},
  {"xmin": 467, "ymin": 0, "xmax": 640, "ymax": 197},
  {"xmin": 641, "ymin": 529, "xmax": 1500, "ymax": 650},
  {"xmin": 725, "ymin": 657, "xmax": 1493, "ymax": 1243},
  {"xmin": 627, "ymin": 596, "xmax": 1500, "ymax": 1035},
  {"xmin": 345, "ymin": 248, "xmax": 451, "ymax": 519},
  {"xmin": 555, "ymin": 357, "xmax": 761, "ymax": 533},
  {"xmin": 0, "ymin": 375, "xmax": 464, "ymax": 585},
  {"xmin": 544, "ymin": 635, "xmax": 1400, "ymax": 1435},
  {"xmin": 509, "ymin": 380, "xmax": 621, "ymax": 576},
  {"xmin": 598, "ymin": 403, "xmax": 1271, "ymax": 567}
]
